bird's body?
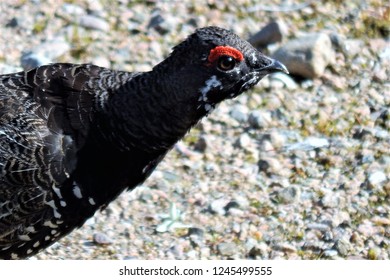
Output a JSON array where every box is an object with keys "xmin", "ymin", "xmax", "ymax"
[{"xmin": 0, "ymin": 26, "xmax": 287, "ymax": 259}]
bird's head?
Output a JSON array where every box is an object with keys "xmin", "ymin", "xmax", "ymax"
[{"xmin": 154, "ymin": 26, "xmax": 288, "ymax": 113}]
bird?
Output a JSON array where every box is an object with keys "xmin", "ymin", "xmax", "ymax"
[{"xmin": 0, "ymin": 26, "xmax": 288, "ymax": 259}]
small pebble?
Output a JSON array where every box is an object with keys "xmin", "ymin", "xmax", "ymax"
[
  {"xmin": 323, "ymin": 249, "xmax": 338, "ymax": 258},
  {"xmin": 248, "ymin": 110, "xmax": 272, "ymax": 129},
  {"xmin": 217, "ymin": 242, "xmax": 238, "ymax": 256},
  {"xmin": 273, "ymin": 243, "xmax": 297, "ymax": 253},
  {"xmin": 209, "ymin": 198, "xmax": 229, "ymax": 215},
  {"xmin": 368, "ymin": 171, "xmax": 387, "ymax": 186},
  {"xmin": 79, "ymin": 15, "xmax": 109, "ymax": 31},
  {"xmin": 236, "ymin": 133, "xmax": 252, "ymax": 148},
  {"xmin": 334, "ymin": 238, "xmax": 353, "ymax": 256},
  {"xmin": 286, "ymin": 137, "xmax": 330, "ymax": 151},
  {"xmin": 21, "ymin": 52, "xmax": 51, "ymax": 70},
  {"xmin": 230, "ymin": 105, "xmax": 249, "ymax": 122},
  {"xmin": 307, "ymin": 223, "xmax": 330, "ymax": 232},
  {"xmin": 275, "ymin": 186, "xmax": 300, "ymax": 204},
  {"xmin": 59, "ymin": 3, "xmax": 86, "ymax": 18},
  {"xmin": 93, "ymin": 232, "xmax": 114, "ymax": 246},
  {"xmin": 269, "ymin": 72, "xmax": 298, "ymax": 90}
]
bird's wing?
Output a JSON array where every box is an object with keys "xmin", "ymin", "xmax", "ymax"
[
  {"xmin": 0, "ymin": 63, "xmax": 102, "ymax": 184},
  {"xmin": 0, "ymin": 63, "xmax": 134, "ymax": 258}
]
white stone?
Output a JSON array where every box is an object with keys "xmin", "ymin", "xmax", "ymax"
[{"xmin": 368, "ymin": 171, "xmax": 387, "ymax": 185}]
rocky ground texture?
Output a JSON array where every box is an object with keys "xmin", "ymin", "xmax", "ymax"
[{"xmin": 0, "ymin": 0, "xmax": 389, "ymax": 260}]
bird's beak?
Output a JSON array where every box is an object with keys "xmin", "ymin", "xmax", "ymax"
[{"xmin": 257, "ymin": 58, "xmax": 289, "ymax": 75}]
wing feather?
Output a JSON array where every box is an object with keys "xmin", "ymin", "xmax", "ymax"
[{"xmin": 0, "ymin": 64, "xmax": 106, "ymax": 258}]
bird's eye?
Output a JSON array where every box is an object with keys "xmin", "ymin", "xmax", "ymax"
[{"xmin": 217, "ymin": 56, "xmax": 236, "ymax": 71}]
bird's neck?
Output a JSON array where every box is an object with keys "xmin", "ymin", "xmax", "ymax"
[{"xmin": 101, "ymin": 70, "xmax": 206, "ymax": 153}]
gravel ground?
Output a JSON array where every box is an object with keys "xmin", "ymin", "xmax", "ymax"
[{"xmin": 0, "ymin": 0, "xmax": 389, "ymax": 260}]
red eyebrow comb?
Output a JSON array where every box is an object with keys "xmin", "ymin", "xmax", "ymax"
[{"xmin": 207, "ymin": 46, "xmax": 244, "ymax": 64}]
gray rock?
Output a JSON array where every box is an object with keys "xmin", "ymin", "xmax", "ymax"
[
  {"xmin": 269, "ymin": 131, "xmax": 287, "ymax": 149},
  {"xmin": 79, "ymin": 15, "xmax": 109, "ymax": 31},
  {"xmin": 230, "ymin": 104, "xmax": 248, "ymax": 122},
  {"xmin": 93, "ymin": 232, "xmax": 114, "ymax": 245},
  {"xmin": 227, "ymin": 208, "xmax": 245, "ymax": 217},
  {"xmin": 372, "ymin": 127, "xmax": 389, "ymax": 139},
  {"xmin": 187, "ymin": 227, "xmax": 204, "ymax": 238},
  {"xmin": 286, "ymin": 137, "xmax": 330, "ymax": 151},
  {"xmin": 248, "ymin": 242, "xmax": 269, "ymax": 258},
  {"xmin": 186, "ymin": 250, "xmax": 198, "ymax": 259},
  {"xmin": 123, "ymin": 256, "xmax": 139, "ymax": 260},
  {"xmin": 174, "ymin": 142, "xmax": 202, "ymax": 160},
  {"xmin": 248, "ymin": 110, "xmax": 272, "ymax": 129},
  {"xmin": 161, "ymin": 171, "xmax": 180, "ymax": 183},
  {"xmin": 6, "ymin": 17, "xmax": 19, "ymax": 28},
  {"xmin": 323, "ymin": 230, "xmax": 334, "ymax": 242},
  {"xmin": 127, "ymin": 21, "xmax": 142, "ymax": 34},
  {"xmin": 236, "ymin": 133, "xmax": 251, "ymax": 148},
  {"xmin": 358, "ymin": 221, "xmax": 377, "ymax": 236},
  {"xmin": 323, "ymin": 249, "xmax": 338, "ymax": 258},
  {"xmin": 224, "ymin": 200, "xmax": 240, "ymax": 211},
  {"xmin": 329, "ymin": 32, "xmax": 347, "ymax": 53},
  {"xmin": 372, "ymin": 108, "xmax": 389, "ymax": 129},
  {"xmin": 200, "ymin": 247, "xmax": 211, "ymax": 258},
  {"xmin": 234, "ymin": 195, "xmax": 250, "ymax": 208},
  {"xmin": 372, "ymin": 216, "xmax": 390, "ymax": 226},
  {"xmin": 331, "ymin": 211, "xmax": 350, "ymax": 227},
  {"xmin": 168, "ymin": 244, "xmax": 184, "ymax": 259},
  {"xmin": 272, "ymin": 33, "xmax": 335, "ymax": 78},
  {"xmin": 21, "ymin": 52, "xmax": 51, "ymax": 71},
  {"xmin": 368, "ymin": 171, "xmax": 387, "ymax": 186},
  {"xmin": 87, "ymin": 0, "xmax": 106, "ymax": 18},
  {"xmin": 84, "ymin": 216, "xmax": 95, "ymax": 226},
  {"xmin": 344, "ymin": 39, "xmax": 365, "ymax": 58},
  {"xmin": 259, "ymin": 140, "xmax": 274, "ymax": 152},
  {"xmin": 194, "ymin": 135, "xmax": 209, "ymax": 153},
  {"xmin": 59, "ymin": 3, "xmax": 86, "ymax": 19},
  {"xmin": 334, "ymin": 238, "xmax": 353, "ymax": 256},
  {"xmin": 204, "ymin": 162, "xmax": 220, "ymax": 173},
  {"xmin": 258, "ymin": 159, "xmax": 271, "ymax": 173},
  {"xmin": 307, "ymin": 223, "xmax": 330, "ymax": 232},
  {"xmin": 148, "ymin": 10, "xmax": 178, "ymax": 35},
  {"xmin": 209, "ymin": 198, "xmax": 229, "ymax": 215},
  {"xmin": 321, "ymin": 192, "xmax": 340, "ymax": 208},
  {"xmin": 353, "ymin": 127, "xmax": 389, "ymax": 141},
  {"xmin": 269, "ymin": 72, "xmax": 298, "ymax": 90},
  {"xmin": 4, "ymin": 15, "xmax": 29, "ymax": 30},
  {"xmin": 360, "ymin": 153, "xmax": 375, "ymax": 164},
  {"xmin": 275, "ymin": 186, "xmax": 300, "ymax": 204},
  {"xmin": 148, "ymin": 12, "xmax": 164, "ymax": 30},
  {"xmin": 248, "ymin": 20, "xmax": 288, "ymax": 48},
  {"xmin": 273, "ymin": 243, "xmax": 297, "ymax": 253},
  {"xmin": 232, "ymin": 222, "xmax": 241, "ymax": 234},
  {"xmin": 217, "ymin": 242, "xmax": 238, "ymax": 256}
]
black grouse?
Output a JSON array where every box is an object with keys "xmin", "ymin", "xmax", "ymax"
[{"xmin": 0, "ymin": 26, "xmax": 288, "ymax": 259}]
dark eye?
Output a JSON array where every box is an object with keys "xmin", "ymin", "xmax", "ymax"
[{"xmin": 217, "ymin": 56, "xmax": 236, "ymax": 71}]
